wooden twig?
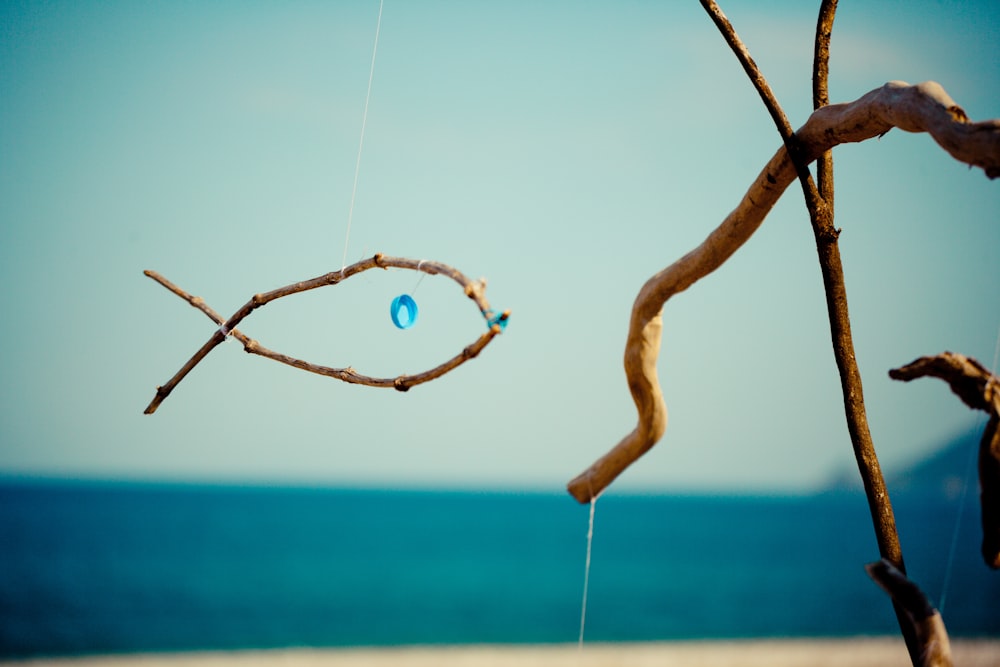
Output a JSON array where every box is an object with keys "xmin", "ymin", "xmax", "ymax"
[
  {"xmin": 567, "ymin": 80, "xmax": 1000, "ymax": 503},
  {"xmin": 812, "ymin": 0, "xmax": 838, "ymax": 204},
  {"xmin": 889, "ymin": 352, "xmax": 1000, "ymax": 569},
  {"xmin": 799, "ymin": 6, "xmax": 927, "ymax": 661},
  {"xmin": 803, "ymin": 8, "xmax": 923, "ymax": 662},
  {"xmin": 698, "ymin": 2, "xmax": 799, "ymax": 145},
  {"xmin": 866, "ymin": 559, "xmax": 954, "ymax": 667},
  {"xmin": 143, "ymin": 253, "xmax": 510, "ymax": 414}
]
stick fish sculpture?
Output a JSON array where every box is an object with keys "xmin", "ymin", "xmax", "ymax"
[{"xmin": 143, "ymin": 253, "xmax": 509, "ymax": 414}]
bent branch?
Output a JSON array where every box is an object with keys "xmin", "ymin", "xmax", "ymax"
[
  {"xmin": 567, "ymin": 82, "xmax": 1000, "ymax": 502},
  {"xmin": 889, "ymin": 352, "xmax": 1000, "ymax": 569}
]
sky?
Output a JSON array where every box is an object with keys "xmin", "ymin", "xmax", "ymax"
[{"xmin": 1, "ymin": 0, "xmax": 998, "ymax": 494}]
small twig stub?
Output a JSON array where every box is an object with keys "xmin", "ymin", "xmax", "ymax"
[{"xmin": 866, "ymin": 559, "xmax": 953, "ymax": 667}]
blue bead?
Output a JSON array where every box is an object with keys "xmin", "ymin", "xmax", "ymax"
[{"xmin": 390, "ymin": 294, "xmax": 418, "ymax": 329}]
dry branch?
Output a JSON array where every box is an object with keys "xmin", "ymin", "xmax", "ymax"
[
  {"xmin": 566, "ymin": 81, "xmax": 1000, "ymax": 503},
  {"xmin": 143, "ymin": 253, "xmax": 510, "ymax": 414},
  {"xmin": 889, "ymin": 352, "xmax": 1000, "ymax": 569}
]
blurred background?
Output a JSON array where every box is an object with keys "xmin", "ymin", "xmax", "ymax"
[
  {"xmin": 1, "ymin": 0, "xmax": 998, "ymax": 658},
  {"xmin": 1, "ymin": 0, "xmax": 998, "ymax": 492}
]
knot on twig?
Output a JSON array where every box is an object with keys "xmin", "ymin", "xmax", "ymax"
[
  {"xmin": 814, "ymin": 223, "xmax": 841, "ymax": 243},
  {"xmin": 464, "ymin": 279, "xmax": 492, "ymax": 307},
  {"xmin": 946, "ymin": 105, "xmax": 969, "ymax": 124}
]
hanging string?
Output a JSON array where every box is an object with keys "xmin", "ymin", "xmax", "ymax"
[
  {"xmin": 578, "ymin": 494, "xmax": 598, "ymax": 650},
  {"xmin": 411, "ymin": 260, "xmax": 428, "ymax": 294},
  {"xmin": 938, "ymin": 420, "xmax": 979, "ymax": 614},
  {"xmin": 938, "ymin": 321, "xmax": 1000, "ymax": 614},
  {"xmin": 341, "ymin": 0, "xmax": 385, "ymax": 271}
]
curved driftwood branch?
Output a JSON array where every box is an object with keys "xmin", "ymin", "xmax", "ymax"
[
  {"xmin": 143, "ymin": 253, "xmax": 510, "ymax": 414},
  {"xmin": 889, "ymin": 352, "xmax": 1000, "ymax": 569},
  {"xmin": 567, "ymin": 81, "xmax": 1000, "ymax": 503},
  {"xmin": 866, "ymin": 559, "xmax": 953, "ymax": 667}
]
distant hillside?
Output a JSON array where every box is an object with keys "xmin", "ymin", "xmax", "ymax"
[{"xmin": 822, "ymin": 428, "xmax": 981, "ymax": 501}]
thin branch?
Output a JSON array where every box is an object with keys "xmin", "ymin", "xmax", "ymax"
[
  {"xmin": 890, "ymin": 352, "xmax": 1000, "ymax": 569},
  {"xmin": 812, "ymin": 0, "xmax": 838, "ymax": 111},
  {"xmin": 866, "ymin": 559, "xmax": 954, "ymax": 667},
  {"xmin": 799, "ymin": 6, "xmax": 925, "ymax": 659},
  {"xmin": 568, "ymin": 82, "xmax": 1000, "ymax": 502},
  {"xmin": 812, "ymin": 0, "xmax": 838, "ymax": 204},
  {"xmin": 143, "ymin": 253, "xmax": 510, "ymax": 414},
  {"xmin": 699, "ymin": 1, "xmax": 797, "ymax": 143}
]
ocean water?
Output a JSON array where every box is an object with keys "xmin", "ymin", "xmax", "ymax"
[{"xmin": 0, "ymin": 480, "xmax": 997, "ymax": 658}]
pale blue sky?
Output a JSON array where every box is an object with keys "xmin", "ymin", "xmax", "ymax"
[{"xmin": 1, "ymin": 1, "xmax": 997, "ymax": 493}]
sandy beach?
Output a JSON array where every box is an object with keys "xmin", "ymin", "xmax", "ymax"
[{"xmin": 7, "ymin": 639, "xmax": 999, "ymax": 667}]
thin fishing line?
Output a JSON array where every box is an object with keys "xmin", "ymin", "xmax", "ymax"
[
  {"xmin": 992, "ymin": 320, "xmax": 1000, "ymax": 388},
  {"xmin": 938, "ymin": 419, "xmax": 979, "ymax": 614},
  {"xmin": 341, "ymin": 0, "xmax": 384, "ymax": 270},
  {"xmin": 938, "ymin": 321, "xmax": 1000, "ymax": 614},
  {"xmin": 578, "ymin": 494, "xmax": 598, "ymax": 650},
  {"xmin": 411, "ymin": 260, "xmax": 428, "ymax": 294}
]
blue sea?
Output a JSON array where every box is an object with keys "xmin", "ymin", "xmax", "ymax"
[{"xmin": 1, "ymin": 479, "xmax": 997, "ymax": 659}]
